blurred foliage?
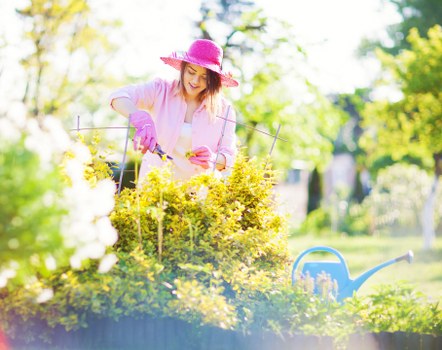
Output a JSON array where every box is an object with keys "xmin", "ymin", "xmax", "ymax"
[
  {"xmin": 345, "ymin": 283, "xmax": 442, "ymax": 335},
  {"xmin": 14, "ymin": 0, "xmax": 121, "ymax": 120},
  {"xmin": 112, "ymin": 153, "xmax": 290, "ymax": 274},
  {"xmin": 1, "ymin": 148, "xmax": 441, "ymax": 348},
  {"xmin": 0, "ymin": 120, "xmax": 67, "ymax": 285},
  {"xmin": 307, "ymin": 167, "xmax": 323, "ymax": 214},
  {"xmin": 0, "ymin": 112, "xmax": 117, "ymax": 288},
  {"xmin": 197, "ymin": 0, "xmax": 347, "ymax": 173},
  {"xmin": 359, "ymin": 0, "xmax": 442, "ymax": 56},
  {"xmin": 363, "ymin": 163, "xmax": 442, "ymax": 236},
  {"xmin": 294, "ymin": 163, "xmax": 442, "ymax": 237},
  {"xmin": 360, "ymin": 25, "xmax": 442, "ymax": 177},
  {"xmin": 331, "ymin": 89, "xmax": 369, "ymax": 157},
  {"xmin": 0, "ymin": 154, "xmax": 291, "ymax": 337},
  {"xmin": 294, "ymin": 200, "xmax": 370, "ymax": 237},
  {"xmin": 359, "ymin": 25, "xmax": 442, "ymax": 249}
]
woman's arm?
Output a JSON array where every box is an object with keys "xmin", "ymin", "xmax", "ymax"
[
  {"xmin": 111, "ymin": 97, "xmax": 158, "ymax": 153},
  {"xmin": 110, "ymin": 97, "xmax": 139, "ymax": 117}
]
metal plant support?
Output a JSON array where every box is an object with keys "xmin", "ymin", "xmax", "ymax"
[{"xmin": 71, "ymin": 115, "xmax": 287, "ymax": 195}]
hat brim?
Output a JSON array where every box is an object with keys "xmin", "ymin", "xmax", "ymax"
[{"xmin": 160, "ymin": 55, "xmax": 239, "ymax": 88}]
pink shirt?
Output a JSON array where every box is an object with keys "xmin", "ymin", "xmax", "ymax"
[{"xmin": 109, "ymin": 78, "xmax": 237, "ymax": 175}]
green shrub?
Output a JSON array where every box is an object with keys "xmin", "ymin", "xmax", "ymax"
[
  {"xmin": 0, "ymin": 114, "xmax": 117, "ymax": 287},
  {"xmin": 0, "ymin": 154, "xmax": 293, "ymax": 339},
  {"xmin": 294, "ymin": 207, "xmax": 332, "ymax": 235},
  {"xmin": 339, "ymin": 202, "xmax": 370, "ymax": 236},
  {"xmin": 112, "ymin": 155, "xmax": 290, "ymax": 276},
  {"xmin": 362, "ymin": 163, "xmax": 442, "ymax": 236},
  {"xmin": 344, "ymin": 283, "xmax": 442, "ymax": 335},
  {"xmin": 1, "ymin": 146, "xmax": 441, "ymax": 348}
]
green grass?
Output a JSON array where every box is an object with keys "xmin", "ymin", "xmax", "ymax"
[{"xmin": 288, "ymin": 234, "xmax": 442, "ymax": 302}]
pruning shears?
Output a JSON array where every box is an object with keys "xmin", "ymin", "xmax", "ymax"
[{"xmin": 153, "ymin": 144, "xmax": 173, "ymax": 161}]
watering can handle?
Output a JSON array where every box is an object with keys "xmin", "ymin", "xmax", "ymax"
[{"xmin": 291, "ymin": 246, "xmax": 348, "ymax": 285}]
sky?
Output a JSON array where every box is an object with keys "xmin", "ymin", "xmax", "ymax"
[
  {"xmin": 104, "ymin": 0, "xmax": 401, "ymax": 94},
  {"xmin": 256, "ymin": 0, "xmax": 400, "ymax": 93},
  {"xmin": 0, "ymin": 0, "xmax": 401, "ymax": 108}
]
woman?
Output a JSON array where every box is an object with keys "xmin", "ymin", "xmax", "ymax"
[{"xmin": 109, "ymin": 39, "xmax": 239, "ymax": 182}]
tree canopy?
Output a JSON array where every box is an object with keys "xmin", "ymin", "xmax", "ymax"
[
  {"xmin": 359, "ymin": 0, "xmax": 442, "ymax": 55},
  {"xmin": 14, "ymin": 0, "xmax": 119, "ymax": 120},
  {"xmin": 196, "ymin": 0, "xmax": 347, "ymax": 173},
  {"xmin": 360, "ymin": 25, "xmax": 442, "ymax": 176}
]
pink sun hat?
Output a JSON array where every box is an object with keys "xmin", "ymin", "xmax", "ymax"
[{"xmin": 160, "ymin": 39, "xmax": 239, "ymax": 88}]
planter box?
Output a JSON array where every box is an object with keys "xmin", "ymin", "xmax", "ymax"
[
  {"xmin": 9, "ymin": 315, "xmax": 332, "ymax": 350},
  {"xmin": 8, "ymin": 316, "xmax": 441, "ymax": 350},
  {"xmin": 347, "ymin": 331, "xmax": 442, "ymax": 350}
]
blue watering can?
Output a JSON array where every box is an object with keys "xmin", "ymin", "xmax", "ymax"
[{"xmin": 291, "ymin": 246, "xmax": 413, "ymax": 302}]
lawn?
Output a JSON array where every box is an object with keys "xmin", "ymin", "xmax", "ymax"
[{"xmin": 288, "ymin": 234, "xmax": 442, "ymax": 302}]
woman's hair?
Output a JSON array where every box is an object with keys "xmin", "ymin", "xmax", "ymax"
[{"xmin": 179, "ymin": 61, "xmax": 222, "ymax": 121}]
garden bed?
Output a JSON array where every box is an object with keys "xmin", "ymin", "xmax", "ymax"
[{"xmin": 8, "ymin": 315, "xmax": 442, "ymax": 350}]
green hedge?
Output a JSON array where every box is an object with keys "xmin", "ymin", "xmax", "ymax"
[{"xmin": 0, "ymin": 154, "xmax": 441, "ymax": 349}]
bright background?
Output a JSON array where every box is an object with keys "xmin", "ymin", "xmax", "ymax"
[{"xmin": 0, "ymin": 0, "xmax": 400, "ymax": 105}]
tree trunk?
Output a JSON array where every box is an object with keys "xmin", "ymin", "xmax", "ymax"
[
  {"xmin": 421, "ymin": 175, "xmax": 437, "ymax": 250},
  {"xmin": 421, "ymin": 154, "xmax": 442, "ymax": 250}
]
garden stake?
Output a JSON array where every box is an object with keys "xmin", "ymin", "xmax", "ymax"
[
  {"xmin": 117, "ymin": 116, "xmax": 131, "ymax": 195},
  {"xmin": 268, "ymin": 124, "xmax": 281, "ymax": 157},
  {"xmin": 215, "ymin": 115, "xmax": 287, "ymax": 142},
  {"xmin": 71, "ymin": 114, "xmax": 289, "ymax": 187},
  {"xmin": 213, "ymin": 106, "xmax": 230, "ymax": 173},
  {"xmin": 264, "ymin": 123, "xmax": 281, "ymax": 170}
]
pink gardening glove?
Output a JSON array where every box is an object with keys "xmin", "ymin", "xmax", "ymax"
[
  {"xmin": 129, "ymin": 110, "xmax": 158, "ymax": 154},
  {"xmin": 188, "ymin": 146, "xmax": 217, "ymax": 169}
]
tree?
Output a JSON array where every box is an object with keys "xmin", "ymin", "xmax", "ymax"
[
  {"xmin": 359, "ymin": 0, "xmax": 442, "ymax": 55},
  {"xmin": 360, "ymin": 25, "xmax": 442, "ymax": 249},
  {"xmin": 14, "ymin": 0, "xmax": 118, "ymax": 121},
  {"xmin": 332, "ymin": 89, "xmax": 371, "ymax": 203},
  {"xmin": 196, "ymin": 0, "xmax": 346, "ymax": 173}
]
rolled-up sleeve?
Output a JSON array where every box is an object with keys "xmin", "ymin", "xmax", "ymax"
[{"xmin": 108, "ymin": 79, "xmax": 161, "ymax": 111}]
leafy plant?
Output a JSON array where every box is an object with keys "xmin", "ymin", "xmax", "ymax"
[
  {"xmin": 112, "ymin": 154, "xmax": 290, "ymax": 279},
  {"xmin": 362, "ymin": 163, "xmax": 442, "ymax": 235},
  {"xmin": 0, "ymin": 112, "xmax": 117, "ymax": 287},
  {"xmin": 0, "ymin": 153, "xmax": 293, "ymax": 341},
  {"xmin": 345, "ymin": 283, "xmax": 442, "ymax": 335},
  {"xmin": 1, "ymin": 145, "xmax": 441, "ymax": 349}
]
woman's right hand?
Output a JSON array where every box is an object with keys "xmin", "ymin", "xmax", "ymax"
[{"xmin": 129, "ymin": 111, "xmax": 158, "ymax": 154}]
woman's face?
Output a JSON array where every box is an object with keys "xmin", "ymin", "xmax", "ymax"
[{"xmin": 183, "ymin": 63, "xmax": 207, "ymax": 100}]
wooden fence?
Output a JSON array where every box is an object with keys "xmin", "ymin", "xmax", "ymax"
[{"xmin": 8, "ymin": 316, "xmax": 442, "ymax": 350}]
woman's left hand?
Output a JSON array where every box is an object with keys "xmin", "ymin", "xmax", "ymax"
[{"xmin": 188, "ymin": 146, "xmax": 217, "ymax": 169}]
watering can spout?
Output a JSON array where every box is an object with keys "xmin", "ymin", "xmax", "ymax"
[
  {"xmin": 344, "ymin": 250, "xmax": 414, "ymax": 296},
  {"xmin": 291, "ymin": 246, "xmax": 414, "ymax": 302}
]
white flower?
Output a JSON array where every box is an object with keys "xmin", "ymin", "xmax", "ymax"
[
  {"xmin": 96, "ymin": 217, "xmax": 118, "ymax": 246},
  {"xmin": 70, "ymin": 255, "xmax": 82, "ymax": 269},
  {"xmin": 64, "ymin": 158, "xmax": 86, "ymax": 183},
  {"xmin": 98, "ymin": 254, "xmax": 118, "ymax": 273},
  {"xmin": 70, "ymin": 142, "xmax": 92, "ymax": 164},
  {"xmin": 0, "ymin": 265, "xmax": 17, "ymax": 288},
  {"xmin": 0, "ymin": 117, "xmax": 21, "ymax": 145},
  {"xmin": 91, "ymin": 179, "xmax": 116, "ymax": 216},
  {"xmin": 6, "ymin": 102, "xmax": 27, "ymax": 127},
  {"xmin": 41, "ymin": 116, "xmax": 71, "ymax": 153},
  {"xmin": 78, "ymin": 242, "xmax": 106, "ymax": 260},
  {"xmin": 25, "ymin": 119, "xmax": 54, "ymax": 166},
  {"xmin": 36, "ymin": 288, "xmax": 54, "ymax": 303},
  {"xmin": 45, "ymin": 255, "xmax": 57, "ymax": 271}
]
